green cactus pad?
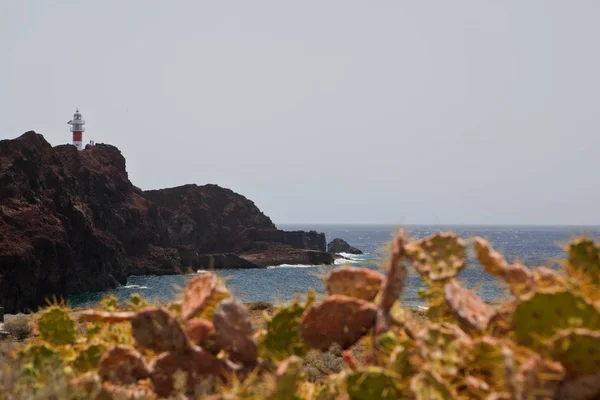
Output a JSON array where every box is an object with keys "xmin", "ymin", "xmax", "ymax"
[
  {"xmin": 73, "ymin": 344, "xmax": 106, "ymax": 372},
  {"xmin": 406, "ymin": 233, "xmax": 466, "ymax": 281},
  {"xmin": 37, "ymin": 307, "xmax": 76, "ymax": 346},
  {"xmin": 418, "ymin": 323, "xmax": 472, "ymax": 377},
  {"xmin": 512, "ymin": 289, "xmax": 600, "ymax": 347},
  {"xmin": 467, "ymin": 337, "xmax": 515, "ymax": 394},
  {"xmin": 345, "ymin": 367, "xmax": 403, "ymax": 400},
  {"xmin": 550, "ymin": 328, "xmax": 600, "ymax": 377},
  {"xmin": 568, "ymin": 237, "xmax": 600, "ymax": 284},
  {"xmin": 271, "ymin": 355, "xmax": 303, "ymax": 400},
  {"xmin": 259, "ymin": 301, "xmax": 307, "ymax": 361},
  {"xmin": 410, "ymin": 369, "xmax": 457, "ymax": 400}
]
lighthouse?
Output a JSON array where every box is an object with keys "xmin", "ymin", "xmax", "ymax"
[{"xmin": 67, "ymin": 109, "xmax": 85, "ymax": 150}]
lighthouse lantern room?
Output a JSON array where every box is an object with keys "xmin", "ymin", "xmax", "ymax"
[{"xmin": 67, "ymin": 109, "xmax": 85, "ymax": 150}]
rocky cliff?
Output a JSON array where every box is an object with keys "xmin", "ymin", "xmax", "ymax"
[{"xmin": 0, "ymin": 132, "xmax": 332, "ymax": 313}]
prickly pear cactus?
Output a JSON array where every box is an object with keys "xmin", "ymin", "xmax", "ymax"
[
  {"xmin": 550, "ymin": 329, "xmax": 600, "ymax": 377},
  {"xmin": 345, "ymin": 367, "xmax": 403, "ymax": 400},
  {"xmin": 212, "ymin": 298, "xmax": 257, "ymax": 366},
  {"xmin": 466, "ymin": 337, "xmax": 516, "ymax": 396},
  {"xmin": 512, "ymin": 288, "xmax": 600, "ymax": 347},
  {"xmin": 443, "ymin": 280, "xmax": 495, "ymax": 331},
  {"xmin": 406, "ymin": 232, "xmax": 466, "ymax": 281},
  {"xmin": 380, "ymin": 229, "xmax": 407, "ymax": 314},
  {"xmin": 301, "ymin": 295, "xmax": 378, "ymax": 351},
  {"xmin": 259, "ymin": 300, "xmax": 307, "ymax": 361},
  {"xmin": 567, "ymin": 238, "xmax": 600, "ymax": 284},
  {"xmin": 131, "ymin": 307, "xmax": 191, "ymax": 353},
  {"xmin": 182, "ymin": 273, "xmax": 230, "ymax": 321},
  {"xmin": 418, "ymin": 323, "xmax": 472, "ymax": 378},
  {"xmin": 73, "ymin": 344, "xmax": 106, "ymax": 373},
  {"xmin": 37, "ymin": 307, "xmax": 76, "ymax": 346},
  {"xmin": 325, "ymin": 266, "xmax": 384, "ymax": 301},
  {"xmin": 410, "ymin": 369, "xmax": 457, "ymax": 400},
  {"xmin": 185, "ymin": 318, "xmax": 215, "ymax": 346},
  {"xmin": 270, "ymin": 355, "xmax": 303, "ymax": 400},
  {"xmin": 97, "ymin": 345, "xmax": 150, "ymax": 384}
]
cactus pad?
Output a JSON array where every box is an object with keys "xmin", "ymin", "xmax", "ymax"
[
  {"xmin": 512, "ymin": 289, "xmax": 600, "ymax": 347},
  {"xmin": 532, "ymin": 266, "xmax": 567, "ymax": 290},
  {"xmin": 271, "ymin": 355, "xmax": 303, "ymax": 400},
  {"xmin": 131, "ymin": 307, "xmax": 191, "ymax": 353},
  {"xmin": 259, "ymin": 301, "xmax": 307, "ymax": 361},
  {"xmin": 212, "ymin": 298, "xmax": 257, "ymax": 366},
  {"xmin": 380, "ymin": 230, "xmax": 407, "ymax": 314},
  {"xmin": 418, "ymin": 323, "xmax": 472, "ymax": 377},
  {"xmin": 406, "ymin": 232, "xmax": 466, "ymax": 281},
  {"xmin": 185, "ymin": 318, "xmax": 215, "ymax": 346},
  {"xmin": 301, "ymin": 295, "xmax": 378, "ymax": 351},
  {"xmin": 325, "ymin": 266, "xmax": 384, "ymax": 301},
  {"xmin": 149, "ymin": 347, "xmax": 232, "ymax": 397},
  {"xmin": 97, "ymin": 345, "xmax": 150, "ymax": 384},
  {"xmin": 467, "ymin": 337, "xmax": 516, "ymax": 395},
  {"xmin": 443, "ymin": 280, "xmax": 495, "ymax": 331},
  {"xmin": 80, "ymin": 310, "xmax": 136, "ymax": 323},
  {"xmin": 568, "ymin": 237, "xmax": 600, "ymax": 284},
  {"xmin": 182, "ymin": 273, "xmax": 229, "ymax": 321},
  {"xmin": 73, "ymin": 344, "xmax": 106, "ymax": 373},
  {"xmin": 550, "ymin": 328, "xmax": 600, "ymax": 377},
  {"xmin": 37, "ymin": 307, "xmax": 76, "ymax": 346},
  {"xmin": 474, "ymin": 237, "xmax": 508, "ymax": 277},
  {"xmin": 410, "ymin": 369, "xmax": 457, "ymax": 400},
  {"xmin": 345, "ymin": 367, "xmax": 403, "ymax": 400}
]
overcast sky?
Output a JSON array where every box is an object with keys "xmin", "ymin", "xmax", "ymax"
[{"xmin": 2, "ymin": 1, "xmax": 599, "ymax": 225}]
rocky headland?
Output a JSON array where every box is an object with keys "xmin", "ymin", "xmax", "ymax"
[
  {"xmin": 0, "ymin": 132, "xmax": 333, "ymax": 313},
  {"xmin": 327, "ymin": 238, "xmax": 363, "ymax": 255}
]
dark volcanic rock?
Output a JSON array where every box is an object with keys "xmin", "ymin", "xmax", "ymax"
[
  {"xmin": 0, "ymin": 132, "xmax": 330, "ymax": 313},
  {"xmin": 327, "ymin": 238, "xmax": 363, "ymax": 255}
]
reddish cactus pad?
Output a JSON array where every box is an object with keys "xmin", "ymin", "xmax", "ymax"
[
  {"xmin": 98, "ymin": 345, "xmax": 151, "ymax": 384},
  {"xmin": 131, "ymin": 307, "xmax": 191, "ymax": 353},
  {"xmin": 182, "ymin": 273, "xmax": 229, "ymax": 321},
  {"xmin": 300, "ymin": 295, "xmax": 378, "ymax": 351},
  {"xmin": 212, "ymin": 298, "xmax": 258, "ymax": 366},
  {"xmin": 325, "ymin": 266, "xmax": 384, "ymax": 301},
  {"xmin": 443, "ymin": 281, "xmax": 495, "ymax": 331},
  {"xmin": 185, "ymin": 318, "xmax": 215, "ymax": 346}
]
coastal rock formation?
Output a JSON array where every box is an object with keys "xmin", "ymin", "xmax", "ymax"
[
  {"xmin": 327, "ymin": 238, "xmax": 363, "ymax": 255},
  {"xmin": 0, "ymin": 132, "xmax": 331, "ymax": 313}
]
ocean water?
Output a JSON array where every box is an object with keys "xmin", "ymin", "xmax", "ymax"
[{"xmin": 68, "ymin": 225, "xmax": 600, "ymax": 309}]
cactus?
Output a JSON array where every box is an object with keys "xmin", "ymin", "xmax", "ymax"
[
  {"xmin": 417, "ymin": 323, "xmax": 472, "ymax": 378},
  {"xmin": 567, "ymin": 238, "xmax": 600, "ymax": 284},
  {"xmin": 515, "ymin": 351, "xmax": 564, "ymax": 400},
  {"xmin": 185, "ymin": 318, "xmax": 215, "ymax": 346},
  {"xmin": 410, "ymin": 369, "xmax": 458, "ymax": 400},
  {"xmin": 466, "ymin": 336, "xmax": 516, "ymax": 395},
  {"xmin": 443, "ymin": 280, "xmax": 495, "ymax": 331},
  {"xmin": 149, "ymin": 347, "xmax": 232, "ymax": 397},
  {"xmin": 549, "ymin": 329, "xmax": 600, "ymax": 378},
  {"xmin": 325, "ymin": 266, "xmax": 384, "ymax": 302},
  {"xmin": 182, "ymin": 273, "xmax": 230, "ymax": 321},
  {"xmin": 212, "ymin": 298, "xmax": 257, "ymax": 366},
  {"xmin": 512, "ymin": 288, "xmax": 600, "ymax": 347},
  {"xmin": 37, "ymin": 306, "xmax": 76, "ymax": 346},
  {"xmin": 344, "ymin": 367, "xmax": 403, "ymax": 400},
  {"xmin": 270, "ymin": 355, "xmax": 303, "ymax": 400},
  {"xmin": 73, "ymin": 344, "xmax": 106, "ymax": 373},
  {"xmin": 259, "ymin": 300, "xmax": 307, "ymax": 361},
  {"xmin": 379, "ymin": 229, "xmax": 407, "ymax": 315},
  {"xmin": 405, "ymin": 232, "xmax": 466, "ymax": 282},
  {"xmin": 97, "ymin": 345, "xmax": 150, "ymax": 384},
  {"xmin": 301, "ymin": 295, "xmax": 378, "ymax": 351},
  {"xmin": 130, "ymin": 307, "xmax": 191, "ymax": 353}
]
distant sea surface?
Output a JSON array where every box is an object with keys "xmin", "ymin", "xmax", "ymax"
[{"xmin": 68, "ymin": 225, "xmax": 600, "ymax": 309}]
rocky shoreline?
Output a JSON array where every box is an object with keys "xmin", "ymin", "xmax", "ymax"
[{"xmin": 0, "ymin": 132, "xmax": 337, "ymax": 313}]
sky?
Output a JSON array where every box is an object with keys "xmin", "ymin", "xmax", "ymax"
[{"xmin": 1, "ymin": 1, "xmax": 599, "ymax": 225}]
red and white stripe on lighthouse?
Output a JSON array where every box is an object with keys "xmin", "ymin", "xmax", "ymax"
[{"xmin": 67, "ymin": 109, "xmax": 85, "ymax": 150}]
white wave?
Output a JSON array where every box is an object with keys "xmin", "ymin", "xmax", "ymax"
[
  {"xmin": 197, "ymin": 269, "xmax": 207, "ymax": 274},
  {"xmin": 336, "ymin": 252, "xmax": 367, "ymax": 260},
  {"xmin": 119, "ymin": 285, "xmax": 148, "ymax": 290},
  {"xmin": 267, "ymin": 264, "xmax": 318, "ymax": 269},
  {"xmin": 417, "ymin": 305, "xmax": 429, "ymax": 311},
  {"xmin": 334, "ymin": 258, "xmax": 361, "ymax": 265}
]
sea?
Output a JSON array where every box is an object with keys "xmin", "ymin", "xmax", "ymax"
[{"xmin": 67, "ymin": 225, "xmax": 600, "ymax": 309}]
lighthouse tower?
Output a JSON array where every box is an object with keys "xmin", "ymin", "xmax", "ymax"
[{"xmin": 67, "ymin": 109, "xmax": 85, "ymax": 150}]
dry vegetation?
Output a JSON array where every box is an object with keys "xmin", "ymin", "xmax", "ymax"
[{"xmin": 1, "ymin": 230, "xmax": 600, "ymax": 399}]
